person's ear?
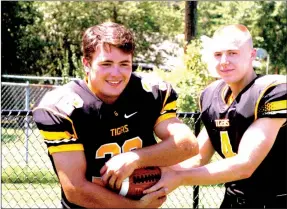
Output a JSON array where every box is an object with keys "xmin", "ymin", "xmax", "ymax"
[
  {"xmin": 251, "ymin": 48, "xmax": 257, "ymax": 60},
  {"xmin": 82, "ymin": 57, "xmax": 90, "ymax": 73}
]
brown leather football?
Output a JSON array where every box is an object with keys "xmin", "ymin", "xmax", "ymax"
[{"xmin": 116, "ymin": 166, "xmax": 161, "ymax": 200}]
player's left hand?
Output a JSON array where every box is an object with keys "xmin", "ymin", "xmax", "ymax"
[
  {"xmin": 100, "ymin": 151, "xmax": 139, "ymax": 190},
  {"xmin": 143, "ymin": 166, "xmax": 180, "ymax": 195}
]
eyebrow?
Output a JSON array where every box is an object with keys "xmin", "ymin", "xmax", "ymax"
[
  {"xmin": 100, "ymin": 59, "xmax": 131, "ymax": 63},
  {"xmin": 214, "ymin": 49, "xmax": 239, "ymax": 53}
]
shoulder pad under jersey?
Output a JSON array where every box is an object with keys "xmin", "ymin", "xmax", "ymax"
[
  {"xmin": 36, "ymin": 86, "xmax": 84, "ymax": 116},
  {"xmin": 254, "ymin": 74, "xmax": 286, "ymax": 87},
  {"xmin": 200, "ymin": 79, "xmax": 224, "ymax": 110},
  {"xmin": 134, "ymin": 72, "xmax": 169, "ymax": 100}
]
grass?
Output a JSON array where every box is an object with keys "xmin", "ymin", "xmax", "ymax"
[
  {"xmin": 2, "ymin": 165, "xmax": 58, "ymax": 184},
  {"xmin": 2, "ymin": 183, "xmax": 61, "ymax": 208},
  {"xmin": 1, "ymin": 183, "xmax": 224, "ymax": 208},
  {"xmin": 2, "ymin": 126, "xmax": 225, "ymax": 208},
  {"xmin": 1, "ymin": 127, "xmax": 25, "ymax": 143}
]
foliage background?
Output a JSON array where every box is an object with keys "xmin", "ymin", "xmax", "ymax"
[{"xmin": 2, "ymin": 1, "xmax": 286, "ymax": 111}]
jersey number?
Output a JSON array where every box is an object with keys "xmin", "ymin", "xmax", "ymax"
[
  {"xmin": 95, "ymin": 137, "xmax": 143, "ymax": 159},
  {"xmin": 92, "ymin": 137, "xmax": 143, "ymax": 184},
  {"xmin": 220, "ymin": 131, "xmax": 236, "ymax": 158}
]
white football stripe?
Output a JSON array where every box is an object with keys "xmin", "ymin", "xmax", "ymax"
[
  {"xmin": 119, "ymin": 177, "xmax": 129, "ymax": 196},
  {"xmin": 44, "ymin": 138, "xmax": 76, "ymax": 144}
]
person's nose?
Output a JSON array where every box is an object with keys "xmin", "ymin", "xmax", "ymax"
[
  {"xmin": 110, "ymin": 65, "xmax": 121, "ymax": 76},
  {"xmin": 220, "ymin": 54, "xmax": 229, "ymax": 66}
]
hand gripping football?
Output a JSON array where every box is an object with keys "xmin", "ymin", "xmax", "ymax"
[{"xmin": 117, "ymin": 166, "xmax": 161, "ymax": 200}]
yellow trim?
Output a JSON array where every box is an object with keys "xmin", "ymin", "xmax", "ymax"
[
  {"xmin": 40, "ymin": 130, "xmax": 75, "ymax": 140},
  {"xmin": 48, "ymin": 144, "xmax": 84, "ymax": 154},
  {"xmin": 254, "ymin": 81, "xmax": 286, "ymax": 120},
  {"xmin": 264, "ymin": 100, "xmax": 287, "ymax": 111},
  {"xmin": 33, "ymin": 107, "xmax": 78, "ymax": 139},
  {"xmin": 162, "ymin": 101, "xmax": 176, "ymax": 112},
  {"xmin": 160, "ymin": 85, "xmax": 171, "ymax": 113},
  {"xmin": 154, "ymin": 113, "xmax": 176, "ymax": 127},
  {"xmin": 226, "ymin": 94, "xmax": 234, "ymax": 106},
  {"xmin": 221, "ymin": 84, "xmax": 229, "ymax": 103}
]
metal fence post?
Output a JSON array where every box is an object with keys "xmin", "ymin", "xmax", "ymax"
[
  {"xmin": 193, "ymin": 112, "xmax": 201, "ymax": 209},
  {"xmin": 25, "ymin": 81, "xmax": 30, "ymax": 164}
]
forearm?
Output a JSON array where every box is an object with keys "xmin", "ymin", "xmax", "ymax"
[
  {"xmin": 66, "ymin": 180, "xmax": 138, "ymax": 208},
  {"xmin": 135, "ymin": 134, "xmax": 198, "ymax": 168},
  {"xmin": 179, "ymin": 155, "xmax": 250, "ymax": 186},
  {"xmin": 170, "ymin": 154, "xmax": 205, "ymax": 171}
]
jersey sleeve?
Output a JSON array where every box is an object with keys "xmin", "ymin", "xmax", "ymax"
[
  {"xmin": 138, "ymin": 73, "xmax": 178, "ymax": 126},
  {"xmin": 256, "ymin": 82, "xmax": 287, "ymax": 119},
  {"xmin": 32, "ymin": 89, "xmax": 84, "ymax": 155},
  {"xmin": 199, "ymin": 79, "xmax": 222, "ymax": 113},
  {"xmin": 154, "ymin": 83, "xmax": 178, "ymax": 126}
]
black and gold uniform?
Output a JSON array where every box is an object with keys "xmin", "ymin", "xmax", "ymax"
[
  {"xmin": 32, "ymin": 73, "xmax": 177, "ymax": 208},
  {"xmin": 200, "ymin": 74, "xmax": 287, "ymax": 208}
]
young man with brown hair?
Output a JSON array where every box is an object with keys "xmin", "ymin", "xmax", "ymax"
[{"xmin": 32, "ymin": 21, "xmax": 198, "ymax": 208}]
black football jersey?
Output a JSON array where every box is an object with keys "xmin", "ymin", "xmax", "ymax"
[
  {"xmin": 32, "ymin": 73, "xmax": 178, "ymax": 208},
  {"xmin": 200, "ymin": 74, "xmax": 287, "ymax": 200}
]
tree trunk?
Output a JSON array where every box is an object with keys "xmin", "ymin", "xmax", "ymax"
[{"xmin": 185, "ymin": 1, "xmax": 197, "ymax": 44}]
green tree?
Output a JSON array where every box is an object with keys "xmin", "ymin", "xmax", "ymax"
[
  {"xmin": 197, "ymin": 1, "xmax": 286, "ymax": 74},
  {"xmin": 254, "ymin": 1, "xmax": 287, "ymax": 74},
  {"xmin": 1, "ymin": 1, "xmax": 41, "ymax": 75},
  {"xmin": 3, "ymin": 1, "xmax": 184, "ymax": 78},
  {"xmin": 150, "ymin": 39, "xmax": 215, "ymax": 112}
]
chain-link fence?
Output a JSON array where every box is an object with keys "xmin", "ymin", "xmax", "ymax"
[{"xmin": 1, "ymin": 78, "xmax": 225, "ymax": 208}]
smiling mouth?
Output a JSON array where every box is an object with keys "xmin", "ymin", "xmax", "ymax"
[
  {"xmin": 107, "ymin": 81, "xmax": 121, "ymax": 85},
  {"xmin": 220, "ymin": 69, "xmax": 234, "ymax": 73}
]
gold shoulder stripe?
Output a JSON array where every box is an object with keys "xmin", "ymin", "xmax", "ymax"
[
  {"xmin": 154, "ymin": 113, "xmax": 176, "ymax": 127},
  {"xmin": 255, "ymin": 82, "xmax": 286, "ymax": 120},
  {"xmin": 33, "ymin": 107, "xmax": 78, "ymax": 139},
  {"xmin": 40, "ymin": 130, "xmax": 75, "ymax": 141},
  {"xmin": 262, "ymin": 100, "xmax": 287, "ymax": 112},
  {"xmin": 48, "ymin": 144, "xmax": 84, "ymax": 154},
  {"xmin": 162, "ymin": 101, "xmax": 176, "ymax": 113}
]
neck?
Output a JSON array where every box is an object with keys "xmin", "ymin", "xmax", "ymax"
[
  {"xmin": 229, "ymin": 70, "xmax": 256, "ymax": 98},
  {"xmin": 85, "ymin": 79, "xmax": 117, "ymax": 104}
]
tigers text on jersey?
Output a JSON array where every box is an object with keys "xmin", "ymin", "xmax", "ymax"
[
  {"xmin": 32, "ymin": 73, "xmax": 178, "ymax": 208},
  {"xmin": 200, "ymin": 74, "xmax": 286, "ymax": 200}
]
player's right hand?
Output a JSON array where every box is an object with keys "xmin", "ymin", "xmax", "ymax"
[
  {"xmin": 143, "ymin": 166, "xmax": 180, "ymax": 196},
  {"xmin": 100, "ymin": 151, "xmax": 139, "ymax": 190},
  {"xmin": 138, "ymin": 187, "xmax": 167, "ymax": 208}
]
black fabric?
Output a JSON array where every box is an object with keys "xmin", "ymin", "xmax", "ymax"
[
  {"xmin": 220, "ymin": 191, "xmax": 287, "ymax": 208},
  {"xmin": 200, "ymin": 74, "xmax": 287, "ymax": 206},
  {"xmin": 33, "ymin": 72, "xmax": 178, "ymax": 208}
]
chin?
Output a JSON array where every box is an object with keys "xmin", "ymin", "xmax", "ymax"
[
  {"xmin": 106, "ymin": 89, "xmax": 124, "ymax": 97},
  {"xmin": 221, "ymin": 76, "xmax": 237, "ymax": 84}
]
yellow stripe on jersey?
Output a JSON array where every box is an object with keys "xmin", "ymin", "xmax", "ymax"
[
  {"xmin": 33, "ymin": 107, "xmax": 79, "ymax": 139},
  {"xmin": 161, "ymin": 101, "xmax": 176, "ymax": 113},
  {"xmin": 48, "ymin": 144, "xmax": 84, "ymax": 154},
  {"xmin": 255, "ymin": 82, "xmax": 286, "ymax": 120},
  {"xmin": 262, "ymin": 100, "xmax": 287, "ymax": 112},
  {"xmin": 161, "ymin": 85, "xmax": 171, "ymax": 113},
  {"xmin": 154, "ymin": 113, "xmax": 176, "ymax": 127},
  {"xmin": 40, "ymin": 130, "xmax": 75, "ymax": 140}
]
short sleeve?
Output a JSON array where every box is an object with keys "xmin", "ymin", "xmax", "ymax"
[
  {"xmin": 32, "ymin": 90, "xmax": 84, "ymax": 155},
  {"xmin": 154, "ymin": 82, "xmax": 178, "ymax": 126},
  {"xmin": 256, "ymin": 82, "xmax": 287, "ymax": 119}
]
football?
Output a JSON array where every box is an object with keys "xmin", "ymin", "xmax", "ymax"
[{"xmin": 113, "ymin": 166, "xmax": 161, "ymax": 200}]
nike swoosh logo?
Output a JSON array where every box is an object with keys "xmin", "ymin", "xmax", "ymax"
[{"xmin": 124, "ymin": 112, "xmax": 138, "ymax": 119}]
